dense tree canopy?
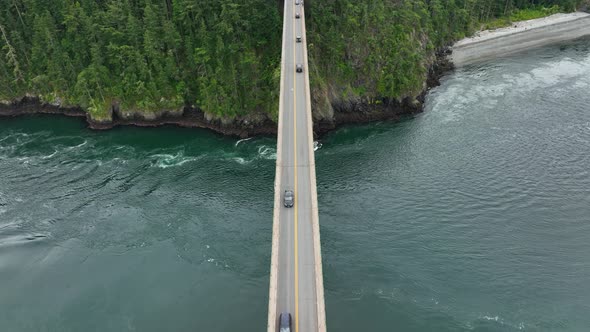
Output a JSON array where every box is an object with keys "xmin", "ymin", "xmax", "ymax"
[
  {"xmin": 0, "ymin": 0, "xmax": 282, "ymax": 120},
  {"xmin": 0, "ymin": 0, "xmax": 584, "ymax": 121},
  {"xmin": 307, "ymin": 0, "xmax": 584, "ymax": 101}
]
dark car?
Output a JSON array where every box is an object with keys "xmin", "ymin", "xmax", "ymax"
[
  {"xmin": 279, "ymin": 312, "xmax": 292, "ymax": 332},
  {"xmin": 284, "ymin": 190, "xmax": 294, "ymax": 208},
  {"xmin": 296, "ymin": 35, "xmax": 302, "ymax": 43},
  {"xmin": 296, "ymin": 64, "xmax": 303, "ymax": 73},
  {"xmin": 295, "ymin": 12, "xmax": 300, "ymax": 19}
]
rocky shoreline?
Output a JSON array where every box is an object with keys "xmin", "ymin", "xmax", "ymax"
[{"xmin": 0, "ymin": 50, "xmax": 452, "ymax": 139}]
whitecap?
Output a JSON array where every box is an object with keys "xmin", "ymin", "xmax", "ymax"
[
  {"xmin": 65, "ymin": 140, "xmax": 88, "ymax": 150},
  {"xmin": 151, "ymin": 152, "xmax": 201, "ymax": 169},
  {"xmin": 482, "ymin": 316, "xmax": 500, "ymax": 322},
  {"xmin": 257, "ymin": 145, "xmax": 277, "ymax": 160},
  {"xmin": 15, "ymin": 157, "xmax": 33, "ymax": 165},
  {"xmin": 233, "ymin": 157, "xmax": 251, "ymax": 165},
  {"xmin": 41, "ymin": 150, "xmax": 58, "ymax": 159},
  {"xmin": 0, "ymin": 133, "xmax": 29, "ymax": 143},
  {"xmin": 314, "ymin": 141, "xmax": 322, "ymax": 151},
  {"xmin": 235, "ymin": 137, "xmax": 253, "ymax": 147},
  {"xmin": 475, "ymin": 315, "xmax": 527, "ymax": 330}
]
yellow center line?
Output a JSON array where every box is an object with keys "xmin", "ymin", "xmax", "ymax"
[{"xmin": 292, "ymin": 4, "xmax": 299, "ymax": 332}]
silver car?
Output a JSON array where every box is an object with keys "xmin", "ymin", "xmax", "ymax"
[
  {"xmin": 284, "ymin": 190, "xmax": 294, "ymax": 208},
  {"xmin": 279, "ymin": 312, "xmax": 292, "ymax": 332}
]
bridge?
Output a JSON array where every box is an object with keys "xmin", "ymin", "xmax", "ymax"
[{"xmin": 266, "ymin": 1, "xmax": 327, "ymax": 331}]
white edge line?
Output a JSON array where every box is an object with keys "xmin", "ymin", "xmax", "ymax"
[
  {"xmin": 267, "ymin": 0, "xmax": 288, "ymax": 331},
  {"xmin": 301, "ymin": 5, "xmax": 327, "ymax": 332}
]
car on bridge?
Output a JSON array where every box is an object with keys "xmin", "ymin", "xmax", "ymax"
[
  {"xmin": 295, "ymin": 12, "xmax": 300, "ymax": 19},
  {"xmin": 284, "ymin": 190, "xmax": 294, "ymax": 208},
  {"xmin": 279, "ymin": 312, "xmax": 292, "ymax": 332},
  {"xmin": 296, "ymin": 35, "xmax": 302, "ymax": 43},
  {"xmin": 296, "ymin": 64, "xmax": 303, "ymax": 73}
]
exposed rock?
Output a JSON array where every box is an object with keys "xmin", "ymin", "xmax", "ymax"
[
  {"xmin": 312, "ymin": 47, "xmax": 452, "ymax": 136},
  {"xmin": 0, "ymin": 49, "xmax": 453, "ymax": 138},
  {"xmin": 0, "ymin": 95, "xmax": 85, "ymax": 117},
  {"xmin": 114, "ymin": 105, "xmax": 183, "ymax": 121},
  {"xmin": 407, "ymin": 97, "xmax": 422, "ymax": 110},
  {"xmin": 0, "ymin": 95, "xmax": 277, "ymax": 138}
]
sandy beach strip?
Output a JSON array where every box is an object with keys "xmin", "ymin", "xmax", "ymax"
[{"xmin": 451, "ymin": 12, "xmax": 590, "ymax": 66}]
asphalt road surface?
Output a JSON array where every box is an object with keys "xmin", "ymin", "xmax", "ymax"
[{"xmin": 269, "ymin": 1, "xmax": 324, "ymax": 331}]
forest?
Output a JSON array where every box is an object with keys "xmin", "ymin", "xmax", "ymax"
[{"xmin": 0, "ymin": 0, "xmax": 585, "ymax": 123}]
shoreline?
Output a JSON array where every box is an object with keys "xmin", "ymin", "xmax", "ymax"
[
  {"xmin": 1, "ymin": 12, "xmax": 589, "ymax": 138},
  {"xmin": 451, "ymin": 11, "xmax": 590, "ymax": 66},
  {"xmin": 0, "ymin": 97, "xmax": 277, "ymax": 138},
  {"xmin": 0, "ymin": 49, "xmax": 452, "ymax": 139}
]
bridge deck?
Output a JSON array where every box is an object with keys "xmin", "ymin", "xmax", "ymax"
[{"xmin": 267, "ymin": 1, "xmax": 326, "ymax": 332}]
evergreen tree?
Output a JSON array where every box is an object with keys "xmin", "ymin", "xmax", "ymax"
[{"xmin": 0, "ymin": 0, "xmax": 584, "ymax": 119}]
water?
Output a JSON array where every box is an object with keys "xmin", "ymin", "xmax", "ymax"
[{"xmin": 1, "ymin": 37, "xmax": 590, "ymax": 331}]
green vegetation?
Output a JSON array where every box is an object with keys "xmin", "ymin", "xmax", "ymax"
[
  {"xmin": 511, "ymin": 5, "xmax": 562, "ymax": 20},
  {"xmin": 0, "ymin": 0, "xmax": 282, "ymax": 121},
  {"xmin": 307, "ymin": 0, "xmax": 584, "ymax": 104},
  {"xmin": 485, "ymin": 5, "xmax": 562, "ymax": 29},
  {"xmin": 0, "ymin": 0, "xmax": 584, "ymax": 123}
]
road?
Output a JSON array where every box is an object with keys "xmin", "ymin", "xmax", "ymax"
[{"xmin": 267, "ymin": 1, "xmax": 326, "ymax": 331}]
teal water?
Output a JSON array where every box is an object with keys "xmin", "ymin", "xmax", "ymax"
[{"xmin": 1, "ymin": 38, "xmax": 590, "ymax": 331}]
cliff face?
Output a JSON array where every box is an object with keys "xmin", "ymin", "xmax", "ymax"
[
  {"xmin": 0, "ymin": 0, "xmax": 584, "ymax": 135},
  {"xmin": 0, "ymin": 96, "xmax": 277, "ymax": 138},
  {"xmin": 312, "ymin": 48, "xmax": 453, "ymax": 133},
  {"xmin": 304, "ymin": 1, "xmax": 459, "ymax": 128}
]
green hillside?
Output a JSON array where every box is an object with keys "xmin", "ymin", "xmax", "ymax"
[{"xmin": 0, "ymin": 0, "xmax": 583, "ymax": 124}]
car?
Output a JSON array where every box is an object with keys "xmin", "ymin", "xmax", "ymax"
[
  {"xmin": 296, "ymin": 64, "xmax": 303, "ymax": 73},
  {"xmin": 284, "ymin": 190, "xmax": 294, "ymax": 208},
  {"xmin": 296, "ymin": 35, "xmax": 302, "ymax": 43},
  {"xmin": 295, "ymin": 12, "xmax": 300, "ymax": 19},
  {"xmin": 279, "ymin": 312, "xmax": 292, "ymax": 332},
  {"xmin": 295, "ymin": 0, "xmax": 300, "ymax": 4}
]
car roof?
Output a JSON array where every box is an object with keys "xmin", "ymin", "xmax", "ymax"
[{"xmin": 279, "ymin": 312, "xmax": 291, "ymax": 323}]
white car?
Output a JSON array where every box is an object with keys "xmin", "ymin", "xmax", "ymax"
[{"xmin": 284, "ymin": 190, "xmax": 294, "ymax": 207}]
